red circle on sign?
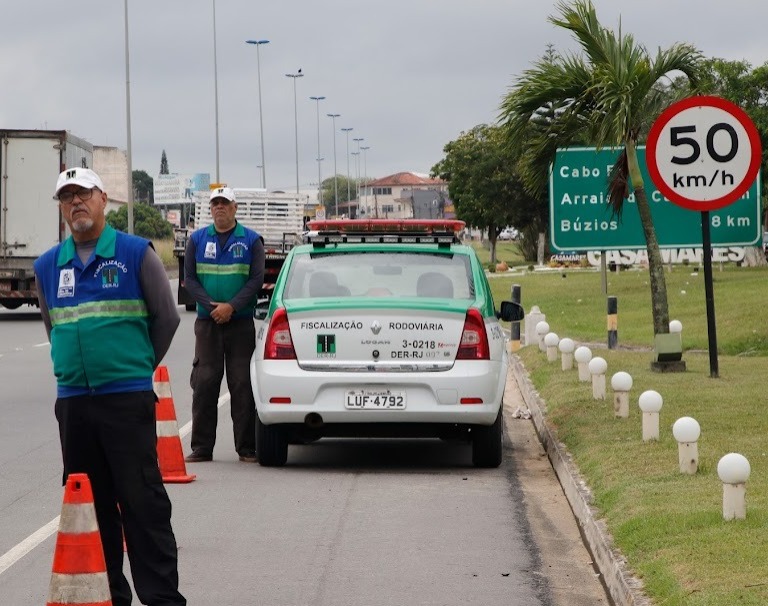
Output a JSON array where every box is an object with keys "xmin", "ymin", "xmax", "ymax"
[{"xmin": 646, "ymin": 95, "xmax": 762, "ymax": 211}]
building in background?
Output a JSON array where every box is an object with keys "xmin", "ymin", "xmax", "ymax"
[
  {"xmin": 93, "ymin": 146, "xmax": 128, "ymax": 214},
  {"xmin": 359, "ymin": 172, "xmax": 447, "ymax": 219}
]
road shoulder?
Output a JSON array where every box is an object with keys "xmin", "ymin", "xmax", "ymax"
[{"xmin": 508, "ymin": 354, "xmax": 652, "ymax": 606}]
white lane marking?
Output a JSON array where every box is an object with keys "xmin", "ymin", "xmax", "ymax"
[
  {"xmin": 35, "ymin": 342, "xmax": 50, "ymax": 348},
  {"xmin": 0, "ymin": 392, "xmax": 230, "ymax": 576},
  {"xmin": 0, "ymin": 518, "xmax": 60, "ymax": 575}
]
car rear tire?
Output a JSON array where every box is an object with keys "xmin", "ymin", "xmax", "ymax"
[
  {"xmin": 185, "ymin": 303, "xmax": 196, "ymax": 312},
  {"xmin": 471, "ymin": 408, "xmax": 503, "ymax": 468},
  {"xmin": 256, "ymin": 416, "xmax": 288, "ymax": 466}
]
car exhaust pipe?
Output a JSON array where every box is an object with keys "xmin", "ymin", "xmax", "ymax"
[{"xmin": 304, "ymin": 412, "xmax": 324, "ymax": 428}]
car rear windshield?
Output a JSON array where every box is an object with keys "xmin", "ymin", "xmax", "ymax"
[{"xmin": 283, "ymin": 251, "xmax": 474, "ymax": 300}]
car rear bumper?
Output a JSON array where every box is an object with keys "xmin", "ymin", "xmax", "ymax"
[{"xmin": 251, "ymin": 358, "xmax": 507, "ymax": 426}]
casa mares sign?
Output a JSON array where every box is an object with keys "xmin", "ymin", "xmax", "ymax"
[
  {"xmin": 548, "ymin": 147, "xmax": 761, "ymax": 253},
  {"xmin": 552, "ymin": 247, "xmax": 746, "ymax": 267}
]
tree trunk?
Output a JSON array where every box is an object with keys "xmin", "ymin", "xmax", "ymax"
[
  {"xmin": 741, "ymin": 246, "xmax": 767, "ymax": 267},
  {"xmin": 634, "ymin": 186, "xmax": 670, "ymax": 335},
  {"xmin": 626, "ymin": 140, "xmax": 669, "ymax": 336},
  {"xmin": 537, "ymin": 232, "xmax": 546, "ymax": 266}
]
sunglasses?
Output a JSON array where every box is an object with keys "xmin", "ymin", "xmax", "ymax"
[
  {"xmin": 210, "ymin": 198, "xmax": 233, "ymax": 207},
  {"xmin": 58, "ymin": 188, "xmax": 97, "ymax": 204}
]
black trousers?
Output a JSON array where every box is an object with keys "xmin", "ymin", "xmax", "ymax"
[
  {"xmin": 55, "ymin": 391, "xmax": 186, "ymax": 606},
  {"xmin": 190, "ymin": 317, "xmax": 256, "ymax": 456}
]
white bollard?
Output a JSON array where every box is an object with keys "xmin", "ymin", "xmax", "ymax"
[
  {"xmin": 536, "ymin": 321, "xmax": 550, "ymax": 353},
  {"xmin": 574, "ymin": 346, "xmax": 592, "ymax": 382},
  {"xmin": 672, "ymin": 417, "xmax": 701, "ymax": 474},
  {"xmin": 525, "ymin": 306, "xmax": 545, "ymax": 347},
  {"xmin": 610, "ymin": 372, "xmax": 633, "ymax": 418},
  {"xmin": 638, "ymin": 390, "xmax": 663, "ymax": 441},
  {"xmin": 588, "ymin": 357, "xmax": 607, "ymax": 400},
  {"xmin": 717, "ymin": 453, "xmax": 750, "ymax": 521},
  {"xmin": 559, "ymin": 338, "xmax": 575, "ymax": 371},
  {"xmin": 544, "ymin": 332, "xmax": 560, "ymax": 362}
]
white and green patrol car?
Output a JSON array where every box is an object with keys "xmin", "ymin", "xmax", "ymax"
[{"xmin": 249, "ymin": 219, "xmax": 523, "ymax": 467}]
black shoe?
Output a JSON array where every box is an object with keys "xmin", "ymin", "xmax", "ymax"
[
  {"xmin": 238, "ymin": 452, "xmax": 258, "ymax": 463},
  {"xmin": 185, "ymin": 451, "xmax": 213, "ymax": 463}
]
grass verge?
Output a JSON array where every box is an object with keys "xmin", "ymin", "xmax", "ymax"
[{"xmin": 495, "ymin": 265, "xmax": 768, "ymax": 605}]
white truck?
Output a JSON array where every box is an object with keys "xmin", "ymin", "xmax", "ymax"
[
  {"xmin": 174, "ymin": 188, "xmax": 308, "ymax": 311},
  {"xmin": 0, "ymin": 129, "xmax": 93, "ymax": 309}
]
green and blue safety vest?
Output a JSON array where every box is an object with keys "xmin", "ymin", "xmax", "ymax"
[
  {"xmin": 34, "ymin": 225, "xmax": 155, "ymax": 397},
  {"xmin": 191, "ymin": 222, "xmax": 261, "ymax": 320}
]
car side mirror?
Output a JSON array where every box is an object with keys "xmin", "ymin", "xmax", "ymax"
[{"xmin": 498, "ymin": 301, "xmax": 524, "ymax": 323}]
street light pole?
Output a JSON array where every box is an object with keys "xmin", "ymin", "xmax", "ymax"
[
  {"xmin": 361, "ymin": 145, "xmax": 370, "ymax": 215},
  {"xmin": 285, "ymin": 71, "xmax": 304, "ymax": 194},
  {"xmin": 212, "ymin": 0, "xmax": 220, "ymax": 183},
  {"xmin": 327, "ymin": 113, "xmax": 340, "ymax": 217},
  {"xmin": 353, "ymin": 137, "xmax": 364, "ymax": 201},
  {"xmin": 341, "ymin": 127, "xmax": 353, "ymax": 204},
  {"xmin": 246, "ymin": 39, "xmax": 270, "ymax": 189},
  {"xmin": 309, "ymin": 96, "xmax": 325, "ymax": 206},
  {"xmin": 123, "ymin": 0, "xmax": 134, "ymax": 234},
  {"xmin": 351, "ymin": 151, "xmax": 360, "ymax": 211}
]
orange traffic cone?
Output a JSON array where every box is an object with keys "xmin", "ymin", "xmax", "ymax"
[
  {"xmin": 46, "ymin": 473, "xmax": 112, "ymax": 606},
  {"xmin": 154, "ymin": 366, "xmax": 196, "ymax": 483}
]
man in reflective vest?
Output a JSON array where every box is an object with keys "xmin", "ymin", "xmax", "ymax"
[
  {"xmin": 183, "ymin": 187, "xmax": 264, "ymax": 463},
  {"xmin": 34, "ymin": 167, "xmax": 186, "ymax": 606}
]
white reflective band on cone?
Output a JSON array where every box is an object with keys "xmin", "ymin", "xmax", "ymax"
[
  {"xmin": 156, "ymin": 420, "xmax": 180, "ymax": 438},
  {"xmin": 58, "ymin": 503, "xmax": 99, "ymax": 534},
  {"xmin": 48, "ymin": 572, "xmax": 111, "ymax": 603},
  {"xmin": 154, "ymin": 381, "xmax": 173, "ymax": 399}
]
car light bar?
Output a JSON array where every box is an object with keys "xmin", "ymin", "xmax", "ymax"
[
  {"xmin": 308, "ymin": 219, "xmax": 465, "ymax": 233},
  {"xmin": 307, "ymin": 219, "xmax": 465, "ymax": 248}
]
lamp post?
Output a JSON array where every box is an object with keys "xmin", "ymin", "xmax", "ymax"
[
  {"xmin": 245, "ymin": 39, "xmax": 269, "ymax": 189},
  {"xmin": 360, "ymin": 145, "xmax": 370, "ymax": 215},
  {"xmin": 212, "ymin": 0, "xmax": 220, "ymax": 183},
  {"xmin": 285, "ymin": 71, "xmax": 304, "ymax": 194},
  {"xmin": 309, "ymin": 96, "xmax": 325, "ymax": 206},
  {"xmin": 341, "ymin": 127, "xmax": 353, "ymax": 203},
  {"xmin": 351, "ymin": 151, "xmax": 360, "ymax": 211},
  {"xmin": 123, "ymin": 0, "xmax": 134, "ymax": 234},
  {"xmin": 353, "ymin": 137, "xmax": 364, "ymax": 201},
  {"xmin": 327, "ymin": 113, "xmax": 340, "ymax": 217}
]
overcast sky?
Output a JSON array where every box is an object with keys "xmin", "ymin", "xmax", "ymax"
[{"xmin": 2, "ymin": 0, "xmax": 766, "ymax": 194}]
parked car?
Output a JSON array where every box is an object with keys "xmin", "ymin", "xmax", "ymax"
[
  {"xmin": 498, "ymin": 227, "xmax": 519, "ymax": 241},
  {"xmin": 250, "ymin": 219, "xmax": 524, "ymax": 467}
]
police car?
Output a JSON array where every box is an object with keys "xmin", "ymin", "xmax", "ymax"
[{"xmin": 250, "ymin": 219, "xmax": 523, "ymax": 467}]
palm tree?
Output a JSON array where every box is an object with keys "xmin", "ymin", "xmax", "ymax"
[{"xmin": 499, "ymin": 0, "xmax": 703, "ymax": 336}]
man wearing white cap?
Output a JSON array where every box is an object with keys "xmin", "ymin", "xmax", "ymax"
[
  {"xmin": 183, "ymin": 186, "xmax": 264, "ymax": 463},
  {"xmin": 34, "ymin": 167, "xmax": 186, "ymax": 605}
]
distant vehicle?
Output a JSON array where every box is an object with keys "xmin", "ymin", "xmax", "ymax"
[
  {"xmin": 0, "ymin": 129, "xmax": 93, "ymax": 309},
  {"xmin": 498, "ymin": 227, "xmax": 518, "ymax": 241},
  {"xmin": 249, "ymin": 219, "xmax": 524, "ymax": 468}
]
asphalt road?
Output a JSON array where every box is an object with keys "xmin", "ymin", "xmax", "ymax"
[{"xmin": 0, "ymin": 289, "xmax": 609, "ymax": 606}]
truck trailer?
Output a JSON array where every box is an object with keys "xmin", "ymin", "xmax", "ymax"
[{"xmin": 0, "ymin": 129, "xmax": 93, "ymax": 309}]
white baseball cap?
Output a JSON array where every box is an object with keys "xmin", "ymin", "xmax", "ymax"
[
  {"xmin": 54, "ymin": 167, "xmax": 105, "ymax": 199},
  {"xmin": 210, "ymin": 187, "xmax": 236, "ymax": 203}
]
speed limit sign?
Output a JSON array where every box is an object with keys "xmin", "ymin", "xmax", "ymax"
[{"xmin": 646, "ymin": 95, "xmax": 761, "ymax": 212}]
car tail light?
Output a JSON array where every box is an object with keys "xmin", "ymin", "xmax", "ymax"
[
  {"xmin": 456, "ymin": 308, "xmax": 490, "ymax": 360},
  {"xmin": 264, "ymin": 308, "xmax": 296, "ymax": 360}
]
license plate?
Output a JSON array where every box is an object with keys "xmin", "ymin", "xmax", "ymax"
[{"xmin": 345, "ymin": 389, "xmax": 406, "ymax": 410}]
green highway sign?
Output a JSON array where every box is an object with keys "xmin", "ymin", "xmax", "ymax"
[{"xmin": 549, "ymin": 147, "xmax": 762, "ymax": 252}]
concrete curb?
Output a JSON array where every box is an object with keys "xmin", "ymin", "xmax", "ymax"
[{"xmin": 509, "ymin": 354, "xmax": 652, "ymax": 606}]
